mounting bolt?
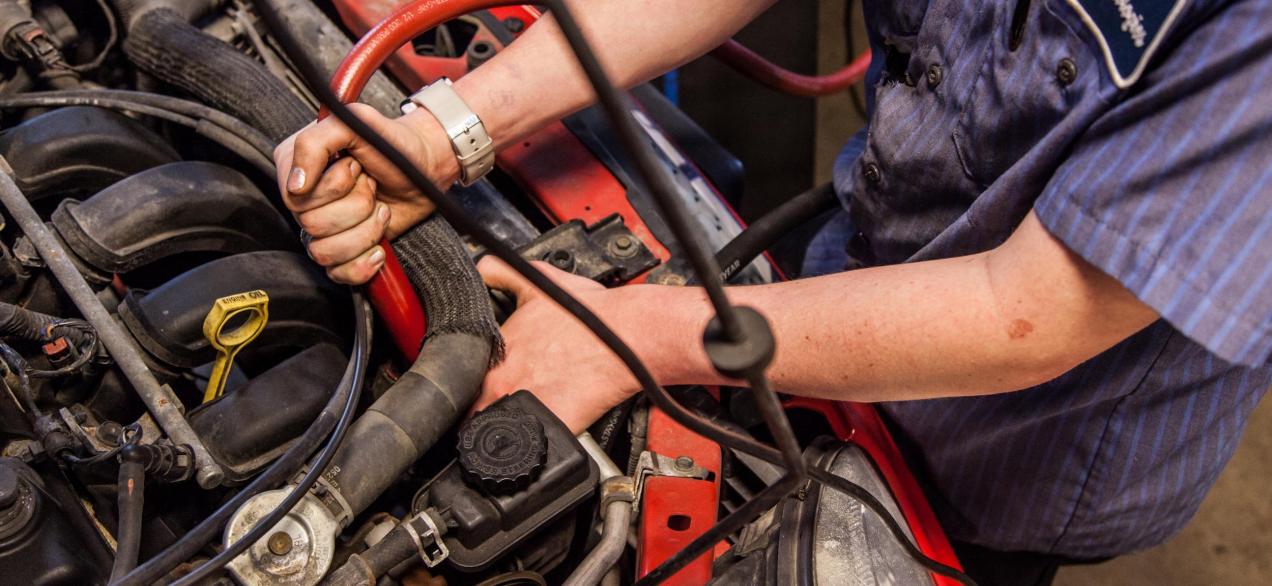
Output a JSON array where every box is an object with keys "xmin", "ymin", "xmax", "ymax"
[
  {"xmin": 267, "ymin": 531, "xmax": 293, "ymax": 556},
  {"xmin": 608, "ymin": 234, "xmax": 639, "ymax": 259},
  {"xmin": 674, "ymin": 456, "xmax": 694, "ymax": 472}
]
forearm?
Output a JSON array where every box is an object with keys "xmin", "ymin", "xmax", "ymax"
[
  {"xmin": 626, "ymin": 213, "xmax": 1158, "ymax": 402},
  {"xmin": 404, "ymin": 0, "xmax": 775, "ymax": 182}
]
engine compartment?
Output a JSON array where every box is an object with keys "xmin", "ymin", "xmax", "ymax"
[{"xmin": 0, "ymin": 1, "xmax": 965, "ymax": 584}]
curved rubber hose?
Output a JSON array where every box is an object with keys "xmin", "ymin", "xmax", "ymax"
[
  {"xmin": 712, "ymin": 182, "xmax": 837, "ymax": 282},
  {"xmin": 710, "ymin": 39, "xmax": 871, "ymax": 97},
  {"xmin": 114, "ymin": 5, "xmax": 312, "ymax": 143},
  {"xmin": 108, "ymin": 453, "xmax": 145, "ymax": 582}
]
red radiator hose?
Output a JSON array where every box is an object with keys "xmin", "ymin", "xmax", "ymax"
[
  {"xmin": 711, "ymin": 39, "xmax": 871, "ymax": 98},
  {"xmin": 322, "ymin": 0, "xmax": 521, "ymax": 360}
]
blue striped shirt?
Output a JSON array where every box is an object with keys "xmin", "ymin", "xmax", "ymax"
[{"xmin": 817, "ymin": 0, "xmax": 1272, "ymax": 558}]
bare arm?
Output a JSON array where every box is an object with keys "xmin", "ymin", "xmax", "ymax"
[
  {"xmin": 477, "ymin": 211, "xmax": 1159, "ymax": 430},
  {"xmin": 276, "ymin": 0, "xmax": 777, "ymax": 282}
]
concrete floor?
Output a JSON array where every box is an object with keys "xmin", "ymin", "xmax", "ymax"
[{"xmin": 804, "ymin": 2, "xmax": 1272, "ymax": 583}]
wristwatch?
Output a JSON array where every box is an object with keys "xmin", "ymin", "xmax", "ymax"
[{"xmin": 400, "ymin": 78, "xmax": 495, "ymax": 186}]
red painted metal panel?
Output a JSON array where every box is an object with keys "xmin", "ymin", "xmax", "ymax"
[{"xmin": 639, "ymin": 406, "xmax": 722, "ymax": 584}]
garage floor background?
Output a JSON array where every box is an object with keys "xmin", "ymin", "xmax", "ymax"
[{"xmin": 671, "ymin": 1, "xmax": 1270, "ymax": 583}]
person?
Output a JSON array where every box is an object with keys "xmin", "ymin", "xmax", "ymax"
[{"xmin": 273, "ymin": 0, "xmax": 1272, "ymax": 583}]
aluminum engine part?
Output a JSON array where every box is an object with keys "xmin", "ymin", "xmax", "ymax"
[{"xmin": 225, "ymin": 487, "xmax": 339, "ymax": 586}]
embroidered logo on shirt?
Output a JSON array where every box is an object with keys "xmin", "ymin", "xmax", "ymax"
[
  {"xmin": 1112, "ymin": 0, "xmax": 1147, "ymax": 47},
  {"xmin": 1064, "ymin": 0, "xmax": 1188, "ymax": 88}
]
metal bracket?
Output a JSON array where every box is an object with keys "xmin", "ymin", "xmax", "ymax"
[
  {"xmin": 517, "ymin": 213, "xmax": 659, "ymax": 286},
  {"xmin": 631, "ymin": 450, "xmax": 713, "ymax": 518}
]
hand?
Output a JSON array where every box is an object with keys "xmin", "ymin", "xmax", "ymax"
[
  {"xmin": 273, "ymin": 104, "xmax": 458, "ymax": 284},
  {"xmin": 474, "ymin": 257, "xmax": 645, "ymax": 433}
]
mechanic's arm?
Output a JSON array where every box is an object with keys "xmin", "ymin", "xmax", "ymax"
[
  {"xmin": 274, "ymin": 0, "xmax": 776, "ymax": 283},
  {"xmin": 477, "ymin": 211, "xmax": 1160, "ymax": 431}
]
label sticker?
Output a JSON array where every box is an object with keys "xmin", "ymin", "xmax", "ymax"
[{"xmin": 1063, "ymin": 0, "xmax": 1189, "ymax": 88}]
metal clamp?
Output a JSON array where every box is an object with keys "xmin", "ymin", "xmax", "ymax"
[
  {"xmin": 405, "ymin": 509, "xmax": 449, "ymax": 568},
  {"xmin": 630, "ymin": 451, "xmax": 713, "ymax": 517}
]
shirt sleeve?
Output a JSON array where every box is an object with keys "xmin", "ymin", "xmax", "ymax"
[{"xmin": 1034, "ymin": 0, "xmax": 1272, "ymax": 367}]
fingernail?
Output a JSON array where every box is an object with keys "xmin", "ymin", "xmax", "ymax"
[
  {"xmin": 368, "ymin": 247, "xmax": 385, "ymax": 266},
  {"xmin": 349, "ymin": 159, "xmax": 361, "ymax": 176},
  {"xmin": 377, "ymin": 204, "xmax": 390, "ymax": 224},
  {"xmin": 287, "ymin": 167, "xmax": 306, "ymax": 192}
]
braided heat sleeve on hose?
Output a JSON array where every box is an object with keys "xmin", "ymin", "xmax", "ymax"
[{"xmin": 392, "ymin": 215, "xmax": 504, "ymax": 359}]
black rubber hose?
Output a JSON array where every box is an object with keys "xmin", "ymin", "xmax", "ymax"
[
  {"xmin": 320, "ymin": 521, "xmax": 423, "ymax": 586},
  {"xmin": 0, "ymin": 301, "xmax": 73, "ymax": 343},
  {"xmin": 112, "ymin": 3, "xmax": 312, "ymax": 143},
  {"xmin": 0, "ymin": 94, "xmax": 275, "ymax": 176},
  {"xmin": 0, "ymin": 89, "xmax": 276, "ymax": 158},
  {"xmin": 111, "ymin": 295, "xmax": 372, "ymax": 586},
  {"xmin": 712, "ymin": 182, "xmax": 837, "ymax": 283},
  {"xmin": 327, "ymin": 217, "xmax": 499, "ymax": 516},
  {"xmin": 109, "ymin": 448, "xmax": 146, "ymax": 582}
]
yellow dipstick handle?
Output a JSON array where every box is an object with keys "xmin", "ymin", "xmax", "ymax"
[{"xmin": 201, "ymin": 290, "xmax": 269, "ymax": 404}]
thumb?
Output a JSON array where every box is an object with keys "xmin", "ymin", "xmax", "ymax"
[{"xmin": 477, "ymin": 256, "xmax": 535, "ymax": 305}]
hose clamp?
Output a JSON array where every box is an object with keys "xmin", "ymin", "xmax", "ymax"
[{"xmin": 404, "ymin": 509, "xmax": 449, "ymax": 568}]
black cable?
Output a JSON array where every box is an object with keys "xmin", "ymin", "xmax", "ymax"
[
  {"xmin": 109, "ymin": 434, "xmax": 146, "ymax": 581},
  {"xmin": 169, "ymin": 299, "xmax": 371, "ymax": 585},
  {"xmin": 0, "ymin": 95, "xmax": 273, "ymax": 177},
  {"xmin": 253, "ymin": 3, "xmax": 972, "ymax": 584},
  {"xmin": 111, "ymin": 295, "xmax": 372, "ymax": 586},
  {"xmin": 27, "ymin": 320, "xmax": 100, "ymax": 379},
  {"xmin": 0, "ymin": 339, "xmax": 39, "ymax": 414},
  {"xmin": 0, "ymin": 90, "xmax": 276, "ymax": 172},
  {"xmin": 711, "ymin": 182, "xmax": 837, "ymax": 283},
  {"xmin": 71, "ymin": 0, "xmax": 120, "ymax": 73}
]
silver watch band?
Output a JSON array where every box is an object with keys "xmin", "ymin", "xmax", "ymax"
[{"xmin": 401, "ymin": 78, "xmax": 495, "ymax": 187}]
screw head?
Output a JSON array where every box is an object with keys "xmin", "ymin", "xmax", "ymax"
[
  {"xmin": 267, "ymin": 531, "xmax": 293, "ymax": 556},
  {"xmin": 674, "ymin": 456, "xmax": 694, "ymax": 471}
]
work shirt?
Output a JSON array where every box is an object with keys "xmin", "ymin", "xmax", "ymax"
[{"xmin": 815, "ymin": 0, "xmax": 1272, "ymax": 558}]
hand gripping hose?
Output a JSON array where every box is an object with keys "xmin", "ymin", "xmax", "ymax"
[{"xmin": 320, "ymin": 0, "xmax": 514, "ymax": 360}]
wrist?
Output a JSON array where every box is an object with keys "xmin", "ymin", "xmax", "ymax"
[
  {"xmin": 612, "ymin": 284, "xmax": 725, "ymax": 388},
  {"xmin": 400, "ymin": 108, "xmax": 461, "ymax": 187}
]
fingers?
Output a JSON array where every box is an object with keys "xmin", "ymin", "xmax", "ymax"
[
  {"xmin": 285, "ymin": 117, "xmax": 357, "ymax": 197},
  {"xmin": 477, "ymin": 256, "xmax": 535, "ymax": 305},
  {"xmin": 296, "ymin": 173, "xmax": 380, "ymax": 238},
  {"xmin": 325, "ymin": 245, "xmax": 387, "ymax": 285},
  {"xmin": 306, "ymin": 202, "xmax": 391, "ymax": 266},
  {"xmin": 283, "ymin": 158, "xmax": 363, "ymax": 214},
  {"xmin": 477, "ymin": 257, "xmax": 607, "ymax": 307}
]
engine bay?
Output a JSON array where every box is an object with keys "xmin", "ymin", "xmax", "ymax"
[{"xmin": 0, "ymin": 1, "xmax": 968, "ymax": 584}]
